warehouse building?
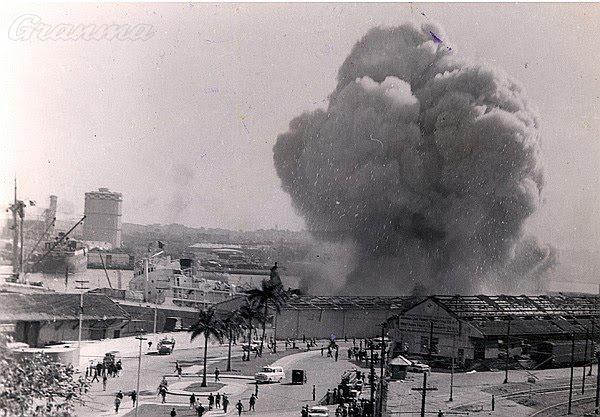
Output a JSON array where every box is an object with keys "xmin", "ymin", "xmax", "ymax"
[
  {"xmin": 386, "ymin": 295, "xmax": 600, "ymax": 368},
  {"xmin": 215, "ymin": 295, "xmax": 419, "ymax": 340},
  {"xmin": 0, "ymin": 292, "xmax": 130, "ymax": 347}
]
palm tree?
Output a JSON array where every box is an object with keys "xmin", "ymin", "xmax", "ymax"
[
  {"xmin": 189, "ymin": 307, "xmax": 223, "ymax": 387},
  {"xmin": 238, "ymin": 301, "xmax": 261, "ymax": 362},
  {"xmin": 247, "ymin": 279, "xmax": 289, "ymax": 355},
  {"xmin": 221, "ymin": 309, "xmax": 243, "ymax": 371}
]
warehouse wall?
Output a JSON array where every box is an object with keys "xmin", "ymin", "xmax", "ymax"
[
  {"xmin": 388, "ymin": 299, "xmax": 481, "ymax": 364},
  {"xmin": 276, "ymin": 308, "xmax": 395, "ymax": 339}
]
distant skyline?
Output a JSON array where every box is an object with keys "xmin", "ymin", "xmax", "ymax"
[{"xmin": 2, "ymin": 3, "xmax": 600, "ymax": 255}]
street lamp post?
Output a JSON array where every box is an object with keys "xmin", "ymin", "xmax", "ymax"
[{"xmin": 135, "ymin": 331, "xmax": 148, "ymax": 417}]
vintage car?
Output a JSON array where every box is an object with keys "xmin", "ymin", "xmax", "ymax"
[
  {"xmin": 308, "ymin": 406, "xmax": 330, "ymax": 416},
  {"xmin": 407, "ymin": 360, "xmax": 431, "ymax": 373},
  {"xmin": 254, "ymin": 365, "xmax": 285, "ymax": 383}
]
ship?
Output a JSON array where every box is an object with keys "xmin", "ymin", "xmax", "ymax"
[{"xmin": 30, "ymin": 233, "xmax": 88, "ymax": 274}]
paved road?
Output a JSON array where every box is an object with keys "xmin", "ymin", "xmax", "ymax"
[
  {"xmin": 76, "ymin": 339, "xmax": 361, "ymax": 416},
  {"xmin": 76, "ymin": 334, "xmax": 229, "ymax": 416},
  {"xmin": 387, "ymin": 365, "xmax": 596, "ymax": 416},
  {"xmin": 245, "ymin": 342, "xmax": 362, "ymax": 416}
]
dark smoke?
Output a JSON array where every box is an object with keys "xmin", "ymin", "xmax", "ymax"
[{"xmin": 273, "ymin": 23, "xmax": 556, "ymax": 295}]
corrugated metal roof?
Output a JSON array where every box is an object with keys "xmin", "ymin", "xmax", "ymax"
[
  {"xmin": 283, "ymin": 295, "xmax": 419, "ymax": 310},
  {"xmin": 213, "ymin": 295, "xmax": 420, "ymax": 312},
  {"xmin": 0, "ymin": 292, "xmax": 130, "ymax": 322},
  {"xmin": 424, "ymin": 295, "xmax": 600, "ymax": 337},
  {"xmin": 433, "ymin": 295, "xmax": 600, "ymax": 319}
]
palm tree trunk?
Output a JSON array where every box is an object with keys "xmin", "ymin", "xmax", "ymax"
[
  {"xmin": 227, "ymin": 327, "xmax": 232, "ymax": 372},
  {"xmin": 201, "ymin": 333, "xmax": 208, "ymax": 387},
  {"xmin": 247, "ymin": 324, "xmax": 252, "ymax": 362},
  {"xmin": 260, "ymin": 303, "xmax": 268, "ymax": 356},
  {"xmin": 273, "ymin": 313, "xmax": 277, "ymax": 354}
]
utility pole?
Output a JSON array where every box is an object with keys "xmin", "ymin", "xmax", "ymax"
[
  {"xmin": 590, "ymin": 321, "xmax": 595, "ymax": 377},
  {"xmin": 411, "ymin": 371, "xmax": 438, "ymax": 417},
  {"xmin": 135, "ymin": 331, "xmax": 148, "ymax": 417},
  {"xmin": 504, "ymin": 318, "xmax": 511, "ymax": 384},
  {"xmin": 143, "ymin": 257, "xmax": 149, "ymax": 303},
  {"xmin": 153, "ymin": 304, "xmax": 158, "ymax": 334},
  {"xmin": 428, "ymin": 321, "xmax": 434, "ymax": 361},
  {"xmin": 583, "ymin": 328, "xmax": 590, "ymax": 394},
  {"xmin": 78, "ymin": 292, "xmax": 83, "ymax": 355},
  {"xmin": 595, "ymin": 350, "xmax": 600, "ymax": 414},
  {"xmin": 75, "ymin": 279, "xmax": 89, "ymax": 368},
  {"xmin": 450, "ymin": 333, "xmax": 456, "ymax": 402},
  {"xmin": 369, "ymin": 340, "xmax": 375, "ymax": 410},
  {"xmin": 378, "ymin": 324, "xmax": 386, "ymax": 416},
  {"xmin": 568, "ymin": 333, "xmax": 575, "ymax": 414}
]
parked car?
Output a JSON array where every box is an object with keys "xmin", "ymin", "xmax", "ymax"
[
  {"xmin": 255, "ymin": 366, "xmax": 285, "ymax": 383},
  {"xmin": 157, "ymin": 338, "xmax": 175, "ymax": 355},
  {"xmin": 407, "ymin": 360, "xmax": 431, "ymax": 373},
  {"xmin": 308, "ymin": 406, "xmax": 330, "ymax": 416},
  {"xmin": 242, "ymin": 340, "xmax": 262, "ymax": 352}
]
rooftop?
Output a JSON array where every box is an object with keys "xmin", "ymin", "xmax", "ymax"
[
  {"xmin": 284, "ymin": 295, "xmax": 418, "ymax": 310},
  {"xmin": 395, "ymin": 295, "xmax": 600, "ymax": 337},
  {"xmin": 0, "ymin": 292, "xmax": 130, "ymax": 322},
  {"xmin": 432, "ymin": 294, "xmax": 600, "ymax": 320},
  {"xmin": 189, "ymin": 243, "xmax": 243, "ymax": 250}
]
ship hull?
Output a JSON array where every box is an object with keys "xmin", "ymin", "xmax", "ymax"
[{"xmin": 39, "ymin": 249, "xmax": 88, "ymax": 274}]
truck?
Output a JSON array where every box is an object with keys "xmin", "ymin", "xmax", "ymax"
[{"xmin": 157, "ymin": 338, "xmax": 176, "ymax": 355}]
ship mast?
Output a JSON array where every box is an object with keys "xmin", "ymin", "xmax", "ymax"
[
  {"xmin": 8, "ymin": 178, "xmax": 26, "ymax": 280},
  {"xmin": 12, "ymin": 178, "xmax": 18, "ymax": 276}
]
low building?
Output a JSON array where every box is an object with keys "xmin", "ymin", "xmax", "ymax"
[
  {"xmin": 386, "ymin": 295, "xmax": 600, "ymax": 368},
  {"xmin": 0, "ymin": 292, "xmax": 130, "ymax": 347},
  {"xmin": 277, "ymin": 295, "xmax": 418, "ymax": 340},
  {"xmin": 214, "ymin": 295, "xmax": 418, "ymax": 340}
]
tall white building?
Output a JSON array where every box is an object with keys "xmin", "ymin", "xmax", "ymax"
[{"xmin": 83, "ymin": 188, "xmax": 123, "ymax": 247}]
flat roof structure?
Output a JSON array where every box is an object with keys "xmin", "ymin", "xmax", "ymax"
[
  {"xmin": 213, "ymin": 294, "xmax": 419, "ymax": 313},
  {"xmin": 283, "ymin": 295, "xmax": 417, "ymax": 310}
]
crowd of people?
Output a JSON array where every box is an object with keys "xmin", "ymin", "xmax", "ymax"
[
  {"xmin": 84, "ymin": 354, "xmax": 123, "ymax": 393},
  {"xmin": 184, "ymin": 391, "xmax": 231, "ymax": 416}
]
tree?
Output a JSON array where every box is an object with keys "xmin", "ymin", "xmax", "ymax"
[
  {"xmin": 0, "ymin": 334, "xmax": 86, "ymax": 416},
  {"xmin": 189, "ymin": 308, "xmax": 223, "ymax": 387},
  {"xmin": 238, "ymin": 301, "xmax": 262, "ymax": 362},
  {"xmin": 247, "ymin": 279, "xmax": 289, "ymax": 355},
  {"xmin": 220, "ymin": 310, "xmax": 243, "ymax": 372}
]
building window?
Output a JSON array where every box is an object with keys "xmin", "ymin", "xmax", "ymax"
[
  {"xmin": 420, "ymin": 336, "xmax": 429, "ymax": 353},
  {"xmin": 420, "ymin": 336, "xmax": 439, "ymax": 354},
  {"xmin": 431, "ymin": 337, "xmax": 439, "ymax": 354}
]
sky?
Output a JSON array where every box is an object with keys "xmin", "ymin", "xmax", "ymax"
[{"xmin": 1, "ymin": 3, "xmax": 600, "ymax": 265}]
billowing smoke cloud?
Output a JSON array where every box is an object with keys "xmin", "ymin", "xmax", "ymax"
[{"xmin": 274, "ymin": 23, "xmax": 556, "ymax": 295}]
